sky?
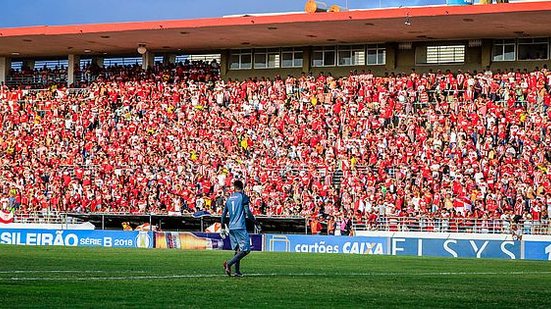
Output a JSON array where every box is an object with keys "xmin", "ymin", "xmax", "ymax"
[{"xmin": 0, "ymin": 0, "xmax": 447, "ymax": 27}]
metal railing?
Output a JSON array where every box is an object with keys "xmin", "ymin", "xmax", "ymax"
[
  {"xmin": 14, "ymin": 211, "xmax": 81, "ymax": 225},
  {"xmin": 353, "ymin": 217, "xmax": 551, "ymax": 235},
  {"xmin": 8, "ymin": 211, "xmax": 551, "ymax": 236}
]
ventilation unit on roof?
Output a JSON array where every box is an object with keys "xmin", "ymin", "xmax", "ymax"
[
  {"xmin": 398, "ymin": 42, "xmax": 412, "ymax": 50},
  {"xmin": 468, "ymin": 39, "xmax": 482, "ymax": 47}
]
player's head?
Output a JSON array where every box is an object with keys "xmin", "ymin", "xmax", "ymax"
[{"xmin": 233, "ymin": 180, "xmax": 244, "ymax": 192}]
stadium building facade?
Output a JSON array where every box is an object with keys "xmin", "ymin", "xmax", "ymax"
[{"xmin": 0, "ymin": 1, "xmax": 550, "ymax": 85}]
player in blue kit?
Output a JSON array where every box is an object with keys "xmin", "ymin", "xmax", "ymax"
[{"xmin": 221, "ymin": 180, "xmax": 256, "ymax": 277}]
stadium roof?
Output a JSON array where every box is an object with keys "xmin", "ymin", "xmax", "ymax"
[{"xmin": 1, "ymin": 1, "xmax": 551, "ymax": 58}]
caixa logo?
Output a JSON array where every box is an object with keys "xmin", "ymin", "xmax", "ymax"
[{"xmin": 265, "ymin": 235, "xmax": 389, "ymax": 254}]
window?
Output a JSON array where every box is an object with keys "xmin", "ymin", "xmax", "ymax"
[
  {"xmin": 154, "ymin": 56, "xmax": 164, "ymax": 64},
  {"xmin": 366, "ymin": 44, "xmax": 386, "ymax": 65},
  {"xmin": 175, "ymin": 54, "xmax": 221, "ymax": 64},
  {"xmin": 80, "ymin": 59, "xmax": 92, "ymax": 67},
  {"xmin": 229, "ymin": 50, "xmax": 252, "ymax": 70},
  {"xmin": 254, "ymin": 49, "xmax": 280, "ymax": 69},
  {"xmin": 492, "ymin": 39, "xmax": 516, "ymax": 62},
  {"xmin": 34, "ymin": 59, "xmax": 69, "ymax": 69},
  {"xmin": 10, "ymin": 61, "xmax": 23, "ymax": 71},
  {"xmin": 281, "ymin": 48, "xmax": 303, "ymax": 68},
  {"xmin": 337, "ymin": 45, "xmax": 365, "ymax": 66},
  {"xmin": 312, "ymin": 47, "xmax": 336, "ymax": 67},
  {"xmin": 424, "ymin": 45, "xmax": 465, "ymax": 64},
  {"xmin": 103, "ymin": 57, "xmax": 142, "ymax": 67},
  {"xmin": 517, "ymin": 38, "xmax": 549, "ymax": 61}
]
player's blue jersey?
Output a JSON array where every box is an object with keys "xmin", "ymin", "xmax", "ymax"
[{"xmin": 221, "ymin": 192, "xmax": 254, "ymax": 230}]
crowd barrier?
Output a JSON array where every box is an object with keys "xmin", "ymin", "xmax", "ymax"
[{"xmin": 1, "ymin": 229, "xmax": 550, "ymax": 261}]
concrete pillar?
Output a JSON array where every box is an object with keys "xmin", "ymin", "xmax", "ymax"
[
  {"xmin": 92, "ymin": 57, "xmax": 104, "ymax": 68},
  {"xmin": 481, "ymin": 40, "xmax": 492, "ymax": 68},
  {"xmin": 385, "ymin": 43, "xmax": 397, "ymax": 71},
  {"xmin": 22, "ymin": 59, "xmax": 35, "ymax": 71},
  {"xmin": 0, "ymin": 57, "xmax": 11, "ymax": 85},
  {"xmin": 302, "ymin": 47, "xmax": 312, "ymax": 74},
  {"xmin": 220, "ymin": 50, "xmax": 229, "ymax": 79},
  {"xmin": 163, "ymin": 54, "xmax": 177, "ymax": 65},
  {"xmin": 142, "ymin": 51, "xmax": 154, "ymax": 70},
  {"xmin": 67, "ymin": 54, "xmax": 80, "ymax": 87}
]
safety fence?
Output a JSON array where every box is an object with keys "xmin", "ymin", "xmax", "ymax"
[
  {"xmin": 9, "ymin": 213, "xmax": 551, "ymax": 236},
  {"xmin": 353, "ymin": 217, "xmax": 551, "ymax": 236}
]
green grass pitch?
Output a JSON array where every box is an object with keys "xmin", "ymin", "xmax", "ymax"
[{"xmin": 1, "ymin": 245, "xmax": 550, "ymax": 308}]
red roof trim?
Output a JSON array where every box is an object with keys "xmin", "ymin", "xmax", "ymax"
[{"xmin": 0, "ymin": 2, "xmax": 550, "ymax": 37}]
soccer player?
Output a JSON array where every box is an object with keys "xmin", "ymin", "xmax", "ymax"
[{"xmin": 221, "ymin": 180, "xmax": 255, "ymax": 277}]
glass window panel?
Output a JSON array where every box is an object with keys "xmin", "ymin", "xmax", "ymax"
[
  {"xmin": 254, "ymin": 53, "xmax": 267, "ymax": 69},
  {"xmin": 377, "ymin": 50, "xmax": 386, "ymax": 65},
  {"xmin": 230, "ymin": 54, "xmax": 240, "ymax": 69},
  {"xmin": 504, "ymin": 44, "xmax": 516, "ymax": 61},
  {"xmin": 338, "ymin": 50, "xmax": 351, "ymax": 66},
  {"xmin": 367, "ymin": 49, "xmax": 378, "ymax": 65},
  {"xmin": 352, "ymin": 50, "xmax": 365, "ymax": 65},
  {"xmin": 324, "ymin": 50, "xmax": 335, "ymax": 66},
  {"xmin": 426, "ymin": 45, "xmax": 464, "ymax": 64},
  {"xmin": 268, "ymin": 53, "xmax": 280, "ymax": 68},
  {"xmin": 281, "ymin": 52, "xmax": 293, "ymax": 68},
  {"xmin": 313, "ymin": 51, "xmax": 324, "ymax": 67},
  {"xmin": 518, "ymin": 43, "xmax": 548, "ymax": 60},
  {"xmin": 241, "ymin": 54, "xmax": 252, "ymax": 69}
]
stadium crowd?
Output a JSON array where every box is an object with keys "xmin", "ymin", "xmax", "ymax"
[{"xmin": 1, "ymin": 60, "xmax": 551, "ymax": 233}]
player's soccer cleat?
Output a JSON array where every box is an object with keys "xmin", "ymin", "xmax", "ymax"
[
  {"xmin": 223, "ymin": 261, "xmax": 231, "ymax": 277},
  {"xmin": 234, "ymin": 272, "xmax": 243, "ymax": 278}
]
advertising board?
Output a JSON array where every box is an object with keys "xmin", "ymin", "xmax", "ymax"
[
  {"xmin": 0, "ymin": 229, "xmax": 153, "ymax": 248},
  {"xmin": 264, "ymin": 234, "xmax": 389, "ymax": 254}
]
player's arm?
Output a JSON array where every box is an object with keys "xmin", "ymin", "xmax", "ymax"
[
  {"xmin": 221, "ymin": 200, "xmax": 228, "ymax": 226},
  {"xmin": 243, "ymin": 195, "xmax": 256, "ymax": 222}
]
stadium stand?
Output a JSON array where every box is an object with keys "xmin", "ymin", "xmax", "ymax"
[
  {"xmin": 1, "ymin": 61, "xmax": 551, "ymax": 234},
  {"xmin": 2, "ymin": 1, "xmax": 551, "ymax": 234}
]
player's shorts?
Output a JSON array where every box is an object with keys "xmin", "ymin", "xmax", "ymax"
[{"xmin": 229, "ymin": 229, "xmax": 250, "ymax": 252}]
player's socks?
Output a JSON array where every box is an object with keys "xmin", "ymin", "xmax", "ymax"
[{"xmin": 227, "ymin": 250, "xmax": 249, "ymax": 267}]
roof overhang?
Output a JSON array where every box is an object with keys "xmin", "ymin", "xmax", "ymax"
[{"xmin": 1, "ymin": 2, "xmax": 551, "ymax": 58}]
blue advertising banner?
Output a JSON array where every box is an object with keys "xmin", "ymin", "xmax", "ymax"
[
  {"xmin": 0, "ymin": 229, "xmax": 153, "ymax": 248},
  {"xmin": 264, "ymin": 234, "xmax": 389, "ymax": 254},
  {"xmin": 524, "ymin": 241, "xmax": 551, "ymax": 261},
  {"xmin": 390, "ymin": 237, "xmax": 521, "ymax": 259},
  {"xmin": 154, "ymin": 232, "xmax": 262, "ymax": 251},
  {"xmin": 195, "ymin": 233, "xmax": 263, "ymax": 251}
]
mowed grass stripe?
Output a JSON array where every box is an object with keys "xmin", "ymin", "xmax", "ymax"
[{"xmin": 0, "ymin": 245, "xmax": 550, "ymax": 308}]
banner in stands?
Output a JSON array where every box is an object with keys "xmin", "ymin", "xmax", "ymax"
[
  {"xmin": 0, "ymin": 229, "xmax": 153, "ymax": 248},
  {"xmin": 264, "ymin": 234, "xmax": 389, "ymax": 254},
  {"xmin": 154, "ymin": 232, "xmax": 262, "ymax": 251}
]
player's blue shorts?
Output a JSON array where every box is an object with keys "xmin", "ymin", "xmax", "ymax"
[{"xmin": 229, "ymin": 229, "xmax": 250, "ymax": 252}]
